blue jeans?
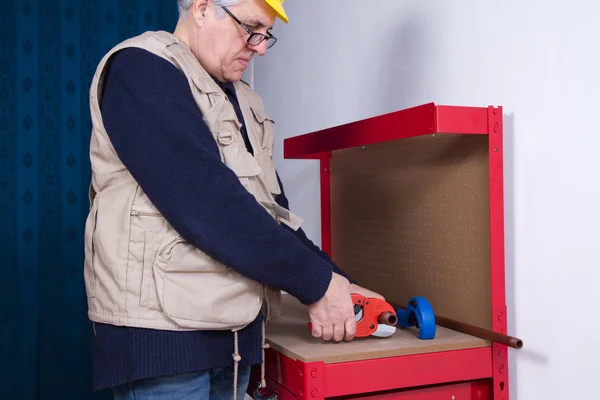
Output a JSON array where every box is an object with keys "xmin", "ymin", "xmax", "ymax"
[{"xmin": 113, "ymin": 366, "xmax": 252, "ymax": 400}]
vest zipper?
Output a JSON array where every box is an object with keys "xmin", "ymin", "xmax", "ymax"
[
  {"xmin": 130, "ymin": 210, "xmax": 162, "ymax": 217},
  {"xmin": 130, "ymin": 210, "xmax": 183, "ymax": 258}
]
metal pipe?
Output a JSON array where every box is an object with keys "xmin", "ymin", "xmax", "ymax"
[
  {"xmin": 393, "ymin": 304, "xmax": 523, "ymax": 349},
  {"xmin": 434, "ymin": 314, "xmax": 523, "ymax": 349},
  {"xmin": 378, "ymin": 312, "xmax": 398, "ymax": 326}
]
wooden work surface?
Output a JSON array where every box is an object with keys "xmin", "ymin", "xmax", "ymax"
[{"xmin": 266, "ymin": 294, "xmax": 490, "ymax": 364}]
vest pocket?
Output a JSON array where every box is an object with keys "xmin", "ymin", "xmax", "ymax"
[
  {"xmin": 217, "ymin": 132, "xmax": 262, "ymax": 176},
  {"xmin": 139, "ymin": 231, "xmax": 160, "ymax": 309},
  {"xmin": 153, "ymin": 234, "xmax": 263, "ymax": 329},
  {"xmin": 129, "ymin": 206, "xmax": 165, "ymax": 311},
  {"xmin": 250, "ymin": 106, "xmax": 275, "ymax": 151},
  {"xmin": 264, "ymin": 286, "xmax": 283, "ymax": 323},
  {"xmin": 83, "ymin": 200, "xmax": 98, "ymax": 298},
  {"xmin": 261, "ymin": 161, "xmax": 281, "ymax": 196},
  {"xmin": 215, "ymin": 130, "xmax": 262, "ymax": 194},
  {"xmin": 249, "ymin": 106, "xmax": 281, "ymax": 196}
]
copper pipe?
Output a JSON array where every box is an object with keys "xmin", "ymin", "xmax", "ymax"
[
  {"xmin": 394, "ymin": 304, "xmax": 523, "ymax": 349},
  {"xmin": 435, "ymin": 314, "xmax": 523, "ymax": 349},
  {"xmin": 378, "ymin": 312, "xmax": 398, "ymax": 326}
]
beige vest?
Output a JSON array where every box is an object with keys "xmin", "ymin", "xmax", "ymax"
[{"xmin": 84, "ymin": 30, "xmax": 303, "ymax": 332}]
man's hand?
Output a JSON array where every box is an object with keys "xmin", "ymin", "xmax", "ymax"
[
  {"xmin": 307, "ymin": 273, "xmax": 356, "ymax": 342},
  {"xmin": 349, "ymin": 283, "xmax": 385, "ymax": 300}
]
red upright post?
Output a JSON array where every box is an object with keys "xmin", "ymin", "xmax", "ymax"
[
  {"xmin": 488, "ymin": 106, "xmax": 509, "ymax": 400},
  {"xmin": 319, "ymin": 155, "xmax": 332, "ymax": 257}
]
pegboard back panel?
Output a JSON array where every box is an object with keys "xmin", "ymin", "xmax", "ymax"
[{"xmin": 330, "ymin": 134, "xmax": 492, "ymax": 329}]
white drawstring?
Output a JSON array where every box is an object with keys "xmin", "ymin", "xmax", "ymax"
[
  {"xmin": 232, "ymin": 330, "xmax": 241, "ymax": 400},
  {"xmin": 261, "ymin": 318, "xmax": 270, "ymax": 389},
  {"xmin": 233, "ymin": 317, "xmax": 270, "ymax": 399}
]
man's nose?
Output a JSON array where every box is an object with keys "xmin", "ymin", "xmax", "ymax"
[{"xmin": 250, "ymin": 40, "xmax": 268, "ymax": 56}]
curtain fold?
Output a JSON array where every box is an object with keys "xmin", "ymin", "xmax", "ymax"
[{"xmin": 0, "ymin": 1, "xmax": 179, "ymax": 398}]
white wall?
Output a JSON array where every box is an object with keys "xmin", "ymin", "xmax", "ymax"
[{"xmin": 253, "ymin": 0, "xmax": 600, "ymax": 399}]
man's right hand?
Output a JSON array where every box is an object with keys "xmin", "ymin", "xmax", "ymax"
[{"xmin": 307, "ymin": 272, "xmax": 356, "ymax": 342}]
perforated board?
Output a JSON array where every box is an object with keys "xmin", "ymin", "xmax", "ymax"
[{"xmin": 330, "ymin": 134, "xmax": 492, "ymax": 329}]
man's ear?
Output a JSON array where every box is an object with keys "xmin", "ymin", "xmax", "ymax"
[{"xmin": 192, "ymin": 0, "xmax": 209, "ymax": 27}]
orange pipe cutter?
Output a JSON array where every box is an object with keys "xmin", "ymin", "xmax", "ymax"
[
  {"xmin": 307, "ymin": 294, "xmax": 398, "ymax": 338},
  {"xmin": 308, "ymin": 293, "xmax": 437, "ymax": 339},
  {"xmin": 350, "ymin": 293, "xmax": 398, "ymax": 337}
]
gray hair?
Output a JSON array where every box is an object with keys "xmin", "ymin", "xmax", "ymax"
[{"xmin": 177, "ymin": 0, "xmax": 239, "ymax": 20}]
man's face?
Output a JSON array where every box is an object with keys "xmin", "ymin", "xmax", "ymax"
[{"xmin": 191, "ymin": 0, "xmax": 276, "ymax": 82}]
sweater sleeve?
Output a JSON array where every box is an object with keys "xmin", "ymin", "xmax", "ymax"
[
  {"xmin": 273, "ymin": 174, "xmax": 357, "ymax": 284},
  {"xmin": 99, "ymin": 48, "xmax": 332, "ymax": 305}
]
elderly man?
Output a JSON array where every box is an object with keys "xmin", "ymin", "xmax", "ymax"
[{"xmin": 85, "ymin": 0, "xmax": 383, "ymax": 398}]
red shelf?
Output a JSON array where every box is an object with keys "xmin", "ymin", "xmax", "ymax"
[
  {"xmin": 283, "ymin": 103, "xmax": 493, "ymax": 160},
  {"xmin": 262, "ymin": 102, "xmax": 508, "ymax": 400},
  {"xmin": 257, "ymin": 347, "xmax": 493, "ymax": 400}
]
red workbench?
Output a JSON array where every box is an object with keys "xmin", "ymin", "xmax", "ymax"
[{"xmin": 252, "ymin": 103, "xmax": 509, "ymax": 400}]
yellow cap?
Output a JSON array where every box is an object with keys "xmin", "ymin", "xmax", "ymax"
[{"xmin": 265, "ymin": 0, "xmax": 288, "ymax": 23}]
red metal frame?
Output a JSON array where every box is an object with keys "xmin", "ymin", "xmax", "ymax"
[
  {"xmin": 283, "ymin": 103, "xmax": 489, "ymax": 160},
  {"xmin": 264, "ymin": 103, "xmax": 508, "ymax": 399},
  {"xmin": 319, "ymin": 156, "xmax": 332, "ymax": 255},
  {"xmin": 337, "ymin": 380, "xmax": 492, "ymax": 399},
  {"xmin": 487, "ymin": 106, "xmax": 509, "ymax": 399},
  {"xmin": 323, "ymin": 347, "xmax": 491, "ymax": 398},
  {"xmin": 259, "ymin": 348, "xmax": 492, "ymax": 399},
  {"xmin": 250, "ymin": 373, "xmax": 493, "ymax": 400}
]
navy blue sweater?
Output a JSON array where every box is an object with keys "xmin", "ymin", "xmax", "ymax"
[{"xmin": 92, "ymin": 47, "xmax": 353, "ymax": 391}]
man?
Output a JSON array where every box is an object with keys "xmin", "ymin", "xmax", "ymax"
[{"xmin": 84, "ymin": 0, "xmax": 384, "ymax": 398}]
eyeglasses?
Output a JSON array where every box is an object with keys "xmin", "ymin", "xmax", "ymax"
[{"xmin": 221, "ymin": 6, "xmax": 278, "ymax": 49}]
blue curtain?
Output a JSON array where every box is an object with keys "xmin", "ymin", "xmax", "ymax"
[{"xmin": 0, "ymin": 1, "xmax": 179, "ymax": 398}]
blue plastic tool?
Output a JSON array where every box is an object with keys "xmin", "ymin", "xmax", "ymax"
[{"xmin": 395, "ymin": 296, "xmax": 437, "ymax": 340}]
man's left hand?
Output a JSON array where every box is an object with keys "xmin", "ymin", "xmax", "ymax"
[{"xmin": 349, "ymin": 283, "xmax": 385, "ymax": 300}]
